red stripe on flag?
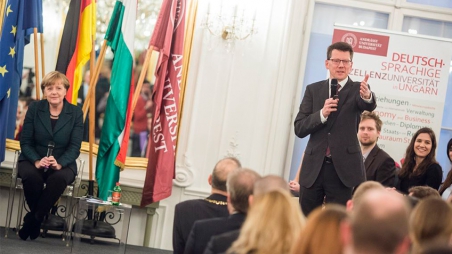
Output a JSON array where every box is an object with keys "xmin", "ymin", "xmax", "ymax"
[
  {"xmin": 65, "ymin": 49, "xmax": 78, "ymax": 102},
  {"xmin": 115, "ymin": 75, "xmax": 135, "ymax": 169}
]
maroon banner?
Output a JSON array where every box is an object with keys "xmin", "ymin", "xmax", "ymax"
[{"xmin": 141, "ymin": 0, "xmax": 186, "ymax": 207}]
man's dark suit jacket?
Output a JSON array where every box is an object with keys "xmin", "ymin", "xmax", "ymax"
[
  {"xmin": 364, "ymin": 144, "xmax": 396, "ymax": 187},
  {"xmin": 294, "ymin": 78, "xmax": 376, "ymax": 188},
  {"xmin": 203, "ymin": 229, "xmax": 240, "ymax": 254},
  {"xmin": 19, "ymin": 99, "xmax": 84, "ymax": 175},
  {"xmin": 173, "ymin": 194, "xmax": 229, "ymax": 254},
  {"xmin": 183, "ymin": 213, "xmax": 245, "ymax": 254}
]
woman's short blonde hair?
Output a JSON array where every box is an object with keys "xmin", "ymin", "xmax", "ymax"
[
  {"xmin": 41, "ymin": 71, "xmax": 70, "ymax": 93},
  {"xmin": 227, "ymin": 190, "xmax": 304, "ymax": 254}
]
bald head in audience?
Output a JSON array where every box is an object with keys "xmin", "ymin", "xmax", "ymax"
[
  {"xmin": 343, "ymin": 189, "xmax": 411, "ymax": 254},
  {"xmin": 254, "ymin": 175, "xmax": 290, "ymax": 196},
  {"xmin": 346, "ymin": 181, "xmax": 385, "ymax": 211},
  {"xmin": 210, "ymin": 157, "xmax": 241, "ymax": 195}
]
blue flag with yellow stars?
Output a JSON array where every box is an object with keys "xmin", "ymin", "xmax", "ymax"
[{"xmin": 0, "ymin": 0, "xmax": 42, "ymax": 162}]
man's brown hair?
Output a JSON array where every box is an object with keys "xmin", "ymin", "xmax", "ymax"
[
  {"xmin": 408, "ymin": 186, "xmax": 440, "ymax": 199},
  {"xmin": 360, "ymin": 111, "xmax": 383, "ymax": 132},
  {"xmin": 327, "ymin": 41, "xmax": 354, "ymax": 60}
]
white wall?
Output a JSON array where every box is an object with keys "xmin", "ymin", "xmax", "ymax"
[{"xmin": 150, "ymin": 0, "xmax": 309, "ymax": 250}]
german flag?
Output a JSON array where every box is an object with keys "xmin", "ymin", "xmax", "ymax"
[{"xmin": 55, "ymin": 0, "xmax": 96, "ymax": 105}]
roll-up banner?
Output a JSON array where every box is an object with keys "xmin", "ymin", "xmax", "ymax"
[{"xmin": 333, "ymin": 25, "xmax": 452, "ymax": 163}]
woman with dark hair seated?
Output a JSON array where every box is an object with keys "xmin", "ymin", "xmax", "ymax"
[
  {"xmin": 18, "ymin": 71, "xmax": 83, "ymax": 240},
  {"xmin": 396, "ymin": 127, "xmax": 442, "ymax": 194},
  {"xmin": 439, "ymin": 138, "xmax": 452, "ymax": 201}
]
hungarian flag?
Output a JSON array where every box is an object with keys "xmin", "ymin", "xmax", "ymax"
[
  {"xmin": 55, "ymin": 0, "xmax": 96, "ymax": 105},
  {"xmin": 0, "ymin": 0, "xmax": 42, "ymax": 162},
  {"xmin": 95, "ymin": 0, "xmax": 136, "ymax": 201},
  {"xmin": 141, "ymin": 0, "xmax": 186, "ymax": 207}
]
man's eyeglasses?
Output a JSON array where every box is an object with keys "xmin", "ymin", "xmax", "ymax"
[{"xmin": 329, "ymin": 59, "xmax": 352, "ymax": 66}]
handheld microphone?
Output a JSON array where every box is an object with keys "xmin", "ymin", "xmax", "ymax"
[
  {"xmin": 331, "ymin": 79, "xmax": 338, "ymax": 99},
  {"xmin": 44, "ymin": 141, "xmax": 55, "ymax": 172}
]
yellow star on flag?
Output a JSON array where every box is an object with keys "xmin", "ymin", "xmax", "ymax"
[
  {"xmin": 11, "ymin": 25, "xmax": 17, "ymax": 36},
  {"xmin": 6, "ymin": 5, "xmax": 13, "ymax": 16},
  {"xmin": 0, "ymin": 65, "xmax": 8, "ymax": 77},
  {"xmin": 7, "ymin": 88, "xmax": 11, "ymax": 98},
  {"xmin": 9, "ymin": 47, "xmax": 16, "ymax": 58}
]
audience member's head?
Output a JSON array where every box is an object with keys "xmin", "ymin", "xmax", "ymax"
[
  {"xmin": 344, "ymin": 189, "xmax": 411, "ymax": 254},
  {"xmin": 358, "ymin": 111, "xmax": 383, "ymax": 147},
  {"xmin": 228, "ymin": 190, "xmax": 304, "ymax": 254},
  {"xmin": 291, "ymin": 204, "xmax": 348, "ymax": 254},
  {"xmin": 209, "ymin": 157, "xmax": 241, "ymax": 193},
  {"xmin": 141, "ymin": 79, "xmax": 153, "ymax": 99},
  {"xmin": 406, "ymin": 195, "xmax": 420, "ymax": 209},
  {"xmin": 408, "ymin": 186, "xmax": 440, "ymax": 199},
  {"xmin": 83, "ymin": 70, "xmax": 90, "ymax": 84},
  {"xmin": 226, "ymin": 168, "xmax": 261, "ymax": 214},
  {"xmin": 253, "ymin": 175, "xmax": 290, "ymax": 197},
  {"xmin": 347, "ymin": 181, "xmax": 385, "ymax": 211},
  {"xmin": 410, "ymin": 197, "xmax": 452, "ymax": 254}
]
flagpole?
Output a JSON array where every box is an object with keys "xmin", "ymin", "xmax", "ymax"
[
  {"xmin": 0, "ymin": 0, "xmax": 5, "ymax": 37},
  {"xmin": 131, "ymin": 46, "xmax": 154, "ymax": 112},
  {"xmin": 33, "ymin": 28, "xmax": 40, "ymax": 100},
  {"xmin": 82, "ymin": 40, "xmax": 107, "ymax": 121},
  {"xmin": 175, "ymin": 0, "xmax": 198, "ymax": 155},
  {"xmin": 40, "ymin": 34, "xmax": 45, "ymax": 77},
  {"xmin": 88, "ymin": 37, "xmax": 96, "ymax": 188}
]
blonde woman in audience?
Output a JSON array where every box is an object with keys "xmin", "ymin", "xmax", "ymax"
[
  {"xmin": 291, "ymin": 204, "xmax": 348, "ymax": 254},
  {"xmin": 226, "ymin": 190, "xmax": 304, "ymax": 254},
  {"xmin": 410, "ymin": 197, "xmax": 452, "ymax": 254}
]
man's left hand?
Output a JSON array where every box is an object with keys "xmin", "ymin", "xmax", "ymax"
[{"xmin": 360, "ymin": 74, "xmax": 371, "ymax": 99}]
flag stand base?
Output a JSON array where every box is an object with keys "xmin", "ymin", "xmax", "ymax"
[{"xmin": 73, "ymin": 180, "xmax": 116, "ymax": 243}]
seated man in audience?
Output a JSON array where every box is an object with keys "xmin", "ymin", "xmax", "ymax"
[
  {"xmin": 358, "ymin": 111, "xmax": 397, "ymax": 187},
  {"xmin": 172, "ymin": 157, "xmax": 241, "ymax": 254},
  {"xmin": 346, "ymin": 181, "xmax": 385, "ymax": 211},
  {"xmin": 204, "ymin": 175, "xmax": 292, "ymax": 254},
  {"xmin": 183, "ymin": 168, "xmax": 261, "ymax": 254},
  {"xmin": 408, "ymin": 186, "xmax": 440, "ymax": 199},
  {"xmin": 342, "ymin": 189, "xmax": 412, "ymax": 254}
]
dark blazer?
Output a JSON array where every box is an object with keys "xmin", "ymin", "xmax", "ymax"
[
  {"xmin": 364, "ymin": 145, "xmax": 396, "ymax": 187},
  {"xmin": 19, "ymin": 99, "xmax": 84, "ymax": 175},
  {"xmin": 397, "ymin": 163, "xmax": 443, "ymax": 194},
  {"xmin": 203, "ymin": 229, "xmax": 240, "ymax": 254},
  {"xmin": 294, "ymin": 78, "xmax": 376, "ymax": 188},
  {"xmin": 173, "ymin": 194, "xmax": 229, "ymax": 254},
  {"xmin": 184, "ymin": 213, "xmax": 246, "ymax": 254}
]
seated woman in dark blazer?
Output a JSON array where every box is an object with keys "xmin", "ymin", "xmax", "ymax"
[
  {"xmin": 18, "ymin": 71, "xmax": 83, "ymax": 240},
  {"xmin": 396, "ymin": 127, "xmax": 442, "ymax": 194}
]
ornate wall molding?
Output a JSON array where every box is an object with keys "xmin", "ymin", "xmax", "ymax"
[
  {"xmin": 173, "ymin": 153, "xmax": 195, "ymax": 187},
  {"xmin": 226, "ymin": 131, "xmax": 241, "ymax": 159}
]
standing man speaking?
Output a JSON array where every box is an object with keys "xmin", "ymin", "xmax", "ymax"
[{"xmin": 294, "ymin": 42, "xmax": 377, "ymax": 216}]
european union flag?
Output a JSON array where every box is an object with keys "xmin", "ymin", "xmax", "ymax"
[{"xmin": 0, "ymin": 0, "xmax": 42, "ymax": 162}]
